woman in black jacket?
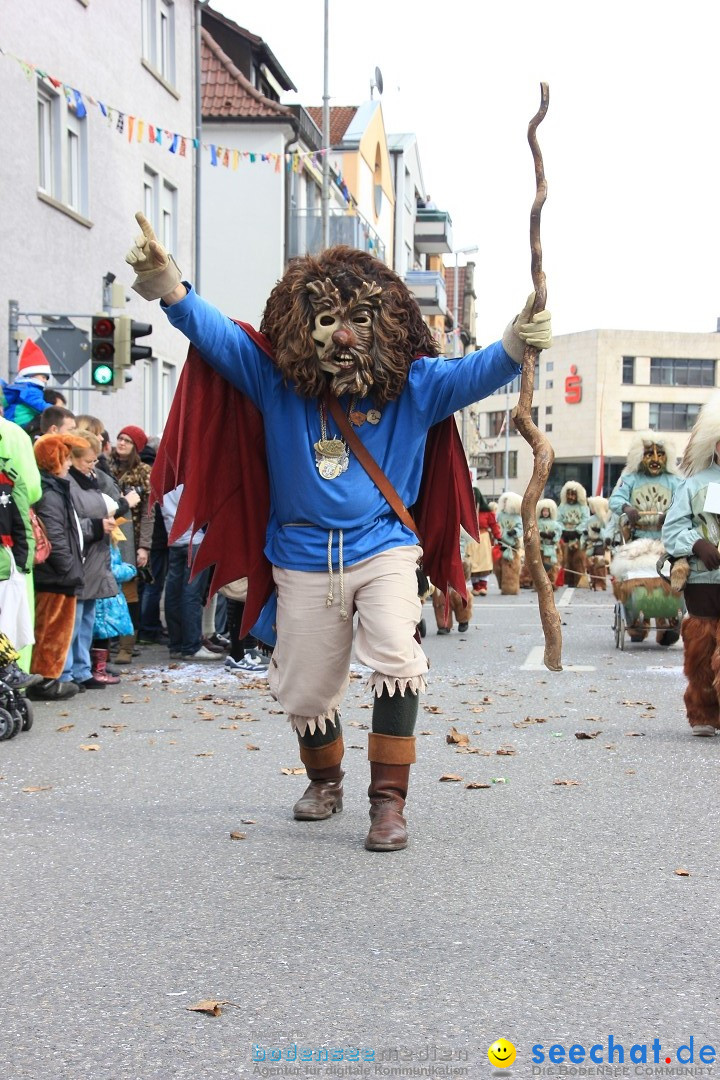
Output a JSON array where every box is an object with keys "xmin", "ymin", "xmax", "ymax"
[{"xmin": 29, "ymin": 436, "xmax": 84, "ymax": 700}]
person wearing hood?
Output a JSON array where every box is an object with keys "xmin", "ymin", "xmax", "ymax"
[
  {"xmin": 2, "ymin": 340, "xmax": 53, "ymax": 430},
  {"xmin": 662, "ymin": 392, "xmax": 720, "ymax": 737},
  {"xmin": 609, "ymin": 433, "xmax": 682, "ymax": 542}
]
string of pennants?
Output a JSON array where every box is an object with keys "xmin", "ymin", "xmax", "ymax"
[{"xmin": 1, "ymin": 44, "xmax": 352, "ymax": 201}]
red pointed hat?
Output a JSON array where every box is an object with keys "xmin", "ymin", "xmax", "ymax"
[{"xmin": 17, "ymin": 339, "xmax": 51, "ymax": 378}]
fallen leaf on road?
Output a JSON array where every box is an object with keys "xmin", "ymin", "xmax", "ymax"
[
  {"xmin": 102, "ymin": 724, "xmax": 126, "ymax": 734},
  {"xmin": 446, "ymin": 726, "xmax": 469, "ymax": 745},
  {"xmin": 241, "ymin": 819, "xmax": 256, "ymax": 824},
  {"xmin": 604, "ymin": 744, "xmax": 617, "ymax": 750},
  {"xmin": 674, "ymin": 868, "xmax": 690, "ymax": 877},
  {"xmin": 496, "ymin": 745, "xmax": 517, "ymax": 756},
  {"xmin": 220, "ymin": 724, "xmax": 239, "ymax": 731},
  {"xmin": 490, "ymin": 777, "xmax": 509, "ymax": 784},
  {"xmin": 419, "ymin": 730, "xmax": 434, "ymax": 735},
  {"xmin": 349, "ymin": 744, "xmax": 364, "ymax": 749},
  {"xmin": 187, "ymin": 1000, "xmax": 231, "ymax": 1016},
  {"xmin": 466, "ymin": 782, "xmax": 491, "ymax": 789},
  {"xmin": 22, "ymin": 785, "xmax": 52, "ymax": 793},
  {"xmin": 624, "ymin": 732, "xmax": 646, "ymax": 737},
  {"xmin": 229, "ymin": 832, "xmax": 246, "ymax": 841},
  {"xmin": 424, "ymin": 704, "xmax": 442, "ymax": 714},
  {"xmin": 348, "ymin": 721, "xmax": 369, "ymax": 729},
  {"xmin": 439, "ymin": 773, "xmax": 463, "ymax": 782},
  {"xmin": 245, "ymin": 744, "xmax": 260, "ymax": 751},
  {"xmin": 56, "ymin": 724, "xmax": 74, "ymax": 733},
  {"xmin": 513, "ymin": 716, "xmax": 547, "ymax": 727},
  {"xmin": 195, "ymin": 752, "xmax": 214, "ymax": 757},
  {"xmin": 79, "ymin": 744, "xmax": 100, "ymax": 752},
  {"xmin": 575, "ymin": 731, "xmax": 602, "ymax": 740},
  {"xmin": 281, "ymin": 767, "xmax": 306, "ymax": 775},
  {"xmin": 553, "ymin": 778, "xmax": 581, "ymax": 786}
]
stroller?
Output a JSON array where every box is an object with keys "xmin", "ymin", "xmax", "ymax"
[{"xmin": 0, "ymin": 677, "xmax": 33, "ymax": 740}]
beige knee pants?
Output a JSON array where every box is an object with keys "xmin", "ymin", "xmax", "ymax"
[{"xmin": 268, "ymin": 545, "xmax": 427, "ymax": 735}]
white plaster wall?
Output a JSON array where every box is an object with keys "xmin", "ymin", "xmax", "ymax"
[
  {"xmin": 1, "ymin": 0, "xmax": 196, "ymax": 437},
  {"xmin": 201, "ymin": 122, "xmax": 294, "ymax": 328}
]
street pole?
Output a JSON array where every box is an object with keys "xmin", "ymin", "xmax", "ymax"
[
  {"xmin": 8, "ymin": 299, "xmax": 19, "ymax": 379},
  {"xmin": 452, "ymin": 245, "xmax": 478, "ymax": 452},
  {"xmin": 321, "ymin": 0, "xmax": 330, "ymax": 249},
  {"xmin": 504, "ymin": 387, "xmax": 510, "ymax": 489}
]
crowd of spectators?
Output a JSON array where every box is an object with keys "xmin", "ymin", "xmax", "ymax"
[{"xmin": 0, "ymin": 350, "xmax": 269, "ymax": 717}]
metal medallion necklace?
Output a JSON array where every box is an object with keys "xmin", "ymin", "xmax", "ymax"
[{"xmin": 314, "ymin": 397, "xmax": 354, "ymax": 480}]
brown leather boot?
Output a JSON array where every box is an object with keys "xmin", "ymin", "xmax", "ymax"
[
  {"xmin": 114, "ymin": 634, "xmax": 136, "ymax": 664},
  {"xmin": 365, "ymin": 733, "xmax": 416, "ymax": 852},
  {"xmin": 293, "ymin": 737, "xmax": 344, "ymax": 820}
]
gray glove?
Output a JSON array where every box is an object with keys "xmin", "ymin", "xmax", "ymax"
[
  {"xmin": 502, "ymin": 292, "xmax": 553, "ymax": 363},
  {"xmin": 125, "ymin": 211, "xmax": 182, "ymax": 301}
]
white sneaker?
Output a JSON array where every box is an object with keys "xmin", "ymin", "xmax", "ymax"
[
  {"xmin": 691, "ymin": 724, "xmax": 717, "ymax": 737},
  {"xmin": 246, "ymin": 648, "xmax": 270, "ymax": 667},
  {"xmin": 185, "ymin": 646, "xmax": 224, "ymax": 662}
]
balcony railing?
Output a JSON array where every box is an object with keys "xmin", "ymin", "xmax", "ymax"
[
  {"xmin": 289, "ymin": 208, "xmax": 386, "ymax": 262},
  {"xmin": 404, "ymin": 270, "xmax": 447, "ymax": 317},
  {"xmin": 414, "ymin": 208, "xmax": 453, "ymax": 254}
]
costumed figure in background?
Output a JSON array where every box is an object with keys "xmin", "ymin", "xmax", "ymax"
[
  {"xmin": 432, "ymin": 554, "xmax": 473, "ymax": 634},
  {"xmin": 536, "ymin": 497, "xmax": 562, "ymax": 588},
  {"xmin": 609, "ymin": 433, "xmax": 681, "ymax": 542},
  {"xmin": 557, "ymin": 481, "xmax": 590, "ymax": 587},
  {"xmin": 464, "ymin": 488, "xmax": 501, "ymax": 597},
  {"xmin": 662, "ymin": 391, "xmax": 720, "ymax": 734},
  {"xmin": 125, "ymin": 212, "xmax": 552, "ymax": 851},
  {"xmin": 586, "ymin": 495, "xmax": 610, "ymax": 591},
  {"xmin": 495, "ymin": 491, "xmax": 524, "ymax": 596}
]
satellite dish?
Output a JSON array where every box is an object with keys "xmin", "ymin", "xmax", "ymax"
[{"xmin": 370, "ymin": 66, "xmax": 384, "ymax": 99}]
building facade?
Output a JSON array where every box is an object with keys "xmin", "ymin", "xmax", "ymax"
[
  {"xmin": 1, "ymin": 0, "xmax": 197, "ymax": 438},
  {"xmin": 468, "ymin": 328, "xmax": 720, "ymax": 500}
]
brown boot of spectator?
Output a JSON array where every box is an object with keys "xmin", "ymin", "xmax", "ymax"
[{"xmin": 114, "ymin": 635, "xmax": 136, "ymax": 664}]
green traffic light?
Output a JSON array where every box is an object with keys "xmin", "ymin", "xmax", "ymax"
[{"xmin": 92, "ymin": 364, "xmax": 114, "ymax": 386}]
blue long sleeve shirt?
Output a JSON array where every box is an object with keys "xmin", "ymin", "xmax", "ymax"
[{"xmin": 165, "ymin": 286, "xmax": 522, "ymax": 571}]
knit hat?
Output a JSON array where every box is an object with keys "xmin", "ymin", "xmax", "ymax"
[
  {"xmin": 117, "ymin": 425, "xmax": 148, "ymax": 453},
  {"xmin": 17, "ymin": 338, "xmax": 51, "ymax": 379}
]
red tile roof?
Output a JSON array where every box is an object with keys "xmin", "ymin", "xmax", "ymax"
[
  {"xmin": 201, "ymin": 29, "xmax": 294, "ymax": 121},
  {"xmin": 306, "ymin": 106, "xmax": 358, "ymax": 146}
]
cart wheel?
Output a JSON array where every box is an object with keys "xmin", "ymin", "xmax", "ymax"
[
  {"xmin": 613, "ymin": 603, "xmax": 621, "ymax": 648},
  {"xmin": 0, "ymin": 706, "xmax": 15, "ymax": 741},
  {"xmin": 618, "ymin": 611, "xmax": 626, "ymax": 651},
  {"xmin": 16, "ymin": 695, "xmax": 33, "ymax": 732},
  {"xmin": 418, "ymin": 618, "xmax": 426, "ymax": 639}
]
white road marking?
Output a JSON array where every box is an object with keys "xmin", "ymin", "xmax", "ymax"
[
  {"xmin": 520, "ymin": 644, "xmax": 596, "ymax": 672},
  {"xmin": 558, "ymin": 588, "xmax": 575, "ymax": 606}
]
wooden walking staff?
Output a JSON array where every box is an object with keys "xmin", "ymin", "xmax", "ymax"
[{"xmin": 512, "ymin": 81, "xmax": 563, "ymax": 671}]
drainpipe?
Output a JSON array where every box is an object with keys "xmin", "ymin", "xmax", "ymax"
[
  {"xmin": 194, "ymin": 1, "xmax": 203, "ymax": 292},
  {"xmin": 321, "ymin": 0, "xmax": 330, "ymax": 249}
]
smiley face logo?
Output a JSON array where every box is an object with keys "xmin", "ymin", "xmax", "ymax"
[{"xmin": 488, "ymin": 1039, "xmax": 516, "ymax": 1068}]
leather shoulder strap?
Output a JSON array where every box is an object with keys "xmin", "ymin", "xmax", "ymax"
[{"xmin": 325, "ymin": 394, "xmax": 421, "ymax": 542}]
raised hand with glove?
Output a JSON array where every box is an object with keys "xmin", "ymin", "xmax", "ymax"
[
  {"xmin": 125, "ymin": 212, "xmax": 185, "ymax": 303},
  {"xmin": 502, "ymin": 291, "xmax": 552, "ymax": 364}
]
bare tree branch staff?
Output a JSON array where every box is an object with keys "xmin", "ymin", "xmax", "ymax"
[{"xmin": 512, "ymin": 82, "xmax": 563, "ymax": 671}]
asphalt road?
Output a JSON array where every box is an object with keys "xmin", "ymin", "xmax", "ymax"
[{"xmin": 2, "ymin": 581, "xmax": 718, "ymax": 1080}]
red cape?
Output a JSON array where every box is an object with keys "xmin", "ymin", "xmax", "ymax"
[{"xmin": 151, "ymin": 326, "xmax": 478, "ymax": 636}]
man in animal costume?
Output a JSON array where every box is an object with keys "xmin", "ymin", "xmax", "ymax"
[
  {"xmin": 609, "ymin": 433, "xmax": 681, "ymax": 541},
  {"xmin": 125, "ymin": 213, "xmax": 552, "ymax": 850},
  {"xmin": 432, "ymin": 556, "xmax": 473, "ymax": 634},
  {"xmin": 586, "ymin": 495, "xmax": 610, "ymax": 591},
  {"xmin": 495, "ymin": 491, "xmax": 524, "ymax": 595},
  {"xmin": 663, "ymin": 392, "xmax": 720, "ymax": 734},
  {"xmin": 536, "ymin": 497, "xmax": 562, "ymax": 587},
  {"xmin": 557, "ymin": 481, "xmax": 590, "ymax": 587}
]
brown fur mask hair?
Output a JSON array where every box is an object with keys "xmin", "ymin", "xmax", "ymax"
[{"xmin": 259, "ymin": 245, "xmax": 438, "ymax": 406}]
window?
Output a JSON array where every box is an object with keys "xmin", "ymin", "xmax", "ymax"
[
  {"xmin": 36, "ymin": 79, "xmax": 88, "ymax": 215},
  {"xmin": 144, "ymin": 167, "xmax": 177, "ymax": 253},
  {"xmin": 487, "ymin": 410, "xmax": 506, "ymax": 437},
  {"xmin": 545, "ymin": 361, "xmax": 554, "ymax": 372},
  {"xmin": 545, "ymin": 380, "xmax": 553, "ymax": 390},
  {"xmin": 142, "ymin": 0, "xmax": 176, "ymax": 85},
  {"xmin": 622, "ymin": 356, "xmax": 635, "ymax": 384},
  {"xmin": 546, "ymin": 423, "xmax": 552, "ymax": 432},
  {"xmin": 621, "ymin": 402, "xmax": 634, "ymax": 430},
  {"xmin": 545, "ymin": 405, "xmax": 553, "ymax": 415},
  {"xmin": 530, "ymin": 406, "xmax": 539, "ymax": 427},
  {"xmin": 649, "ymin": 402, "xmax": 700, "ymax": 431},
  {"xmin": 650, "ymin": 357, "xmax": 715, "ymax": 387},
  {"xmin": 490, "ymin": 451, "xmax": 517, "ymax": 479}
]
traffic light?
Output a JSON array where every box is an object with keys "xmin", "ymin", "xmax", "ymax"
[
  {"xmin": 90, "ymin": 314, "xmax": 116, "ymax": 388},
  {"xmin": 112, "ymin": 317, "xmax": 153, "ymax": 388}
]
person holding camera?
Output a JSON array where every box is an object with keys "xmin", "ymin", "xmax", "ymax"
[{"xmin": 109, "ymin": 426, "xmax": 153, "ymax": 664}]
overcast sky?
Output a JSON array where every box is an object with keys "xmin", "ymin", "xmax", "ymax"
[{"xmin": 213, "ymin": 0, "xmax": 720, "ymax": 346}]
